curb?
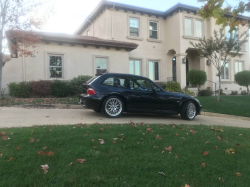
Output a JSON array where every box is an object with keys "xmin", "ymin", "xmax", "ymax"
[{"xmin": 201, "ymin": 111, "xmax": 250, "ymax": 121}]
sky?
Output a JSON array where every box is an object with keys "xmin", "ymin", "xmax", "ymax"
[{"xmin": 41, "ymin": 0, "xmax": 250, "ymax": 34}]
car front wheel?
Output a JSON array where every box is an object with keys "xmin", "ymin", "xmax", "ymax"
[
  {"xmin": 102, "ymin": 96, "xmax": 124, "ymax": 118},
  {"xmin": 181, "ymin": 101, "xmax": 196, "ymax": 120}
]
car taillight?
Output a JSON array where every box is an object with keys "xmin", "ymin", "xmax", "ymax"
[{"xmin": 87, "ymin": 88, "xmax": 96, "ymax": 95}]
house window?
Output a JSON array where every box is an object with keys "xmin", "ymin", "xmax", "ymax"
[
  {"xmin": 96, "ymin": 57, "xmax": 108, "ymax": 75},
  {"xmin": 225, "ymin": 26, "xmax": 238, "ymax": 40},
  {"xmin": 129, "ymin": 60, "xmax": 141, "ymax": 75},
  {"xmin": 130, "ymin": 18, "xmax": 139, "ymax": 37},
  {"xmin": 184, "ymin": 17, "xmax": 203, "ymax": 37},
  {"xmin": 149, "ymin": 21, "xmax": 158, "ymax": 39},
  {"xmin": 184, "ymin": 18, "xmax": 193, "ymax": 37},
  {"xmin": 221, "ymin": 61, "xmax": 229, "ymax": 80},
  {"xmin": 149, "ymin": 61, "xmax": 159, "ymax": 81},
  {"xmin": 49, "ymin": 55, "xmax": 63, "ymax": 78},
  {"xmin": 195, "ymin": 20, "xmax": 203, "ymax": 38},
  {"xmin": 235, "ymin": 61, "xmax": 243, "ymax": 74}
]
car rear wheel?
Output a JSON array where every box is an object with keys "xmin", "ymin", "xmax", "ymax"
[
  {"xmin": 181, "ymin": 101, "xmax": 196, "ymax": 120},
  {"xmin": 102, "ymin": 96, "xmax": 124, "ymax": 118}
]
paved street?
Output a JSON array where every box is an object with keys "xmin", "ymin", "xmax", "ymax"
[{"xmin": 0, "ymin": 107, "xmax": 249, "ymax": 128}]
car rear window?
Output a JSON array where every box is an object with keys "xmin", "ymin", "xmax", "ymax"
[
  {"xmin": 86, "ymin": 76, "xmax": 100, "ymax": 84},
  {"xmin": 102, "ymin": 77, "xmax": 130, "ymax": 89}
]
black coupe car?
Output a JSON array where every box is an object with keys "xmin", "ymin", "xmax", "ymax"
[{"xmin": 79, "ymin": 73, "xmax": 202, "ymax": 120}]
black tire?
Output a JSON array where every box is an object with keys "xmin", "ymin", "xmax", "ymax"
[
  {"xmin": 102, "ymin": 96, "xmax": 124, "ymax": 118},
  {"xmin": 180, "ymin": 101, "xmax": 197, "ymax": 120}
]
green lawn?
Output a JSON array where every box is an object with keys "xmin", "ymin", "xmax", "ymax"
[
  {"xmin": 0, "ymin": 97, "xmax": 79, "ymax": 106},
  {"xmin": 197, "ymin": 96, "xmax": 250, "ymax": 117},
  {"xmin": 0, "ymin": 124, "xmax": 250, "ymax": 187}
]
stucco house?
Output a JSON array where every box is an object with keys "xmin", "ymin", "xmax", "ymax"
[{"xmin": 2, "ymin": 1, "xmax": 250, "ymax": 94}]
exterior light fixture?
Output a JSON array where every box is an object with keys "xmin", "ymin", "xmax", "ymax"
[
  {"xmin": 206, "ymin": 59, "xmax": 211, "ymax": 65},
  {"xmin": 182, "ymin": 57, "xmax": 186, "ymax": 64}
]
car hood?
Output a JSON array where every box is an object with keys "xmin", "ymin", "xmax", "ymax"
[{"xmin": 165, "ymin": 91, "xmax": 194, "ymax": 99}]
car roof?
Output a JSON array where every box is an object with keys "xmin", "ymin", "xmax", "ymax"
[{"xmin": 100, "ymin": 73, "xmax": 144, "ymax": 78}]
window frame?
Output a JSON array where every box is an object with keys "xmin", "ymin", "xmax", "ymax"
[
  {"xmin": 221, "ymin": 61, "xmax": 230, "ymax": 80},
  {"xmin": 148, "ymin": 60, "xmax": 160, "ymax": 81},
  {"xmin": 184, "ymin": 16, "xmax": 204, "ymax": 38},
  {"xmin": 234, "ymin": 61, "xmax": 244, "ymax": 74},
  {"xmin": 94, "ymin": 56, "xmax": 109, "ymax": 76},
  {"xmin": 129, "ymin": 59, "xmax": 141, "ymax": 76},
  {"xmin": 149, "ymin": 21, "xmax": 158, "ymax": 39},
  {"xmin": 129, "ymin": 17, "xmax": 140, "ymax": 37},
  {"xmin": 48, "ymin": 54, "xmax": 64, "ymax": 79},
  {"xmin": 86, "ymin": 30, "xmax": 90, "ymax": 36}
]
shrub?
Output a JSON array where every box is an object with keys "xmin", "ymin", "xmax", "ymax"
[
  {"xmin": 156, "ymin": 82, "xmax": 167, "ymax": 90},
  {"xmin": 235, "ymin": 71, "xmax": 250, "ymax": 95},
  {"xmin": 51, "ymin": 80, "xmax": 70, "ymax": 97},
  {"xmin": 8, "ymin": 82, "xmax": 31, "ymax": 98},
  {"xmin": 69, "ymin": 75, "xmax": 92, "ymax": 95},
  {"xmin": 230, "ymin": 91, "xmax": 238, "ymax": 95},
  {"xmin": 198, "ymin": 89, "xmax": 213, "ymax": 96},
  {"xmin": 165, "ymin": 81, "xmax": 181, "ymax": 93},
  {"xmin": 30, "ymin": 80, "xmax": 52, "ymax": 97},
  {"xmin": 187, "ymin": 70, "xmax": 207, "ymax": 89},
  {"xmin": 241, "ymin": 90, "xmax": 247, "ymax": 95},
  {"xmin": 183, "ymin": 89, "xmax": 195, "ymax": 96}
]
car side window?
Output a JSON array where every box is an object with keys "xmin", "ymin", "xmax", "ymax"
[
  {"xmin": 130, "ymin": 78, "xmax": 161, "ymax": 92},
  {"xmin": 102, "ymin": 77, "xmax": 130, "ymax": 89}
]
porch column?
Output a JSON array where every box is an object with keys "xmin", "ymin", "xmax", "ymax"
[{"xmin": 175, "ymin": 53, "xmax": 187, "ymax": 89}]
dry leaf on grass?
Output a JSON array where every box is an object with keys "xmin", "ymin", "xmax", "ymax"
[
  {"xmin": 43, "ymin": 146, "xmax": 47, "ymax": 150},
  {"xmin": 201, "ymin": 163, "xmax": 206, "ymax": 167},
  {"xmin": 46, "ymin": 151, "xmax": 55, "ymax": 156},
  {"xmin": 36, "ymin": 139, "xmax": 40, "ymax": 142},
  {"xmin": 219, "ymin": 177, "xmax": 225, "ymax": 182},
  {"xmin": 215, "ymin": 146, "xmax": 218, "ymax": 150},
  {"xmin": 235, "ymin": 172, "xmax": 241, "ymax": 177},
  {"xmin": 1, "ymin": 136, "xmax": 8, "ymax": 140},
  {"xmin": 99, "ymin": 139, "xmax": 105, "ymax": 144},
  {"xmin": 164, "ymin": 146, "xmax": 172, "ymax": 151},
  {"xmin": 15, "ymin": 147, "xmax": 20, "ymax": 150},
  {"xmin": 159, "ymin": 172, "xmax": 166, "ymax": 176},
  {"xmin": 38, "ymin": 151, "xmax": 45, "ymax": 156},
  {"xmin": 189, "ymin": 130, "xmax": 196, "ymax": 134},
  {"xmin": 225, "ymin": 148, "xmax": 236, "ymax": 154},
  {"xmin": 76, "ymin": 159, "xmax": 86, "ymax": 163},
  {"xmin": 156, "ymin": 135, "xmax": 162, "ymax": 139},
  {"xmin": 113, "ymin": 141, "xmax": 117, "ymax": 144},
  {"xmin": 41, "ymin": 164, "xmax": 49, "ymax": 174},
  {"xmin": 0, "ymin": 132, "xmax": 6, "ymax": 136},
  {"xmin": 94, "ymin": 146, "xmax": 98, "ymax": 149},
  {"xmin": 0, "ymin": 154, "xmax": 3, "ymax": 157},
  {"xmin": 204, "ymin": 151, "xmax": 209, "ymax": 155},
  {"xmin": 176, "ymin": 133, "xmax": 179, "ymax": 136},
  {"xmin": 29, "ymin": 138, "xmax": 35, "ymax": 143},
  {"xmin": 69, "ymin": 162, "xmax": 73, "ymax": 166},
  {"xmin": 8, "ymin": 157, "xmax": 13, "ymax": 162},
  {"xmin": 99, "ymin": 128, "xmax": 104, "ymax": 131},
  {"xmin": 235, "ymin": 144, "xmax": 242, "ymax": 147}
]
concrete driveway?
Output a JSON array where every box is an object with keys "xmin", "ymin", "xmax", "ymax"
[{"xmin": 0, "ymin": 107, "xmax": 249, "ymax": 128}]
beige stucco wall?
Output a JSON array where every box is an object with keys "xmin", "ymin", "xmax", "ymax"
[
  {"xmin": 81, "ymin": 8, "xmax": 249, "ymax": 92},
  {"xmin": 2, "ymin": 42, "xmax": 130, "ymax": 93}
]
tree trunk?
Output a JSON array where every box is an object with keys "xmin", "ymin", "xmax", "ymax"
[
  {"xmin": 217, "ymin": 76, "xmax": 221, "ymax": 101},
  {"xmin": 0, "ymin": 37, "xmax": 2, "ymax": 99}
]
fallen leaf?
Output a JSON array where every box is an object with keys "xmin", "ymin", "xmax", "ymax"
[
  {"xmin": 36, "ymin": 139, "xmax": 40, "ymax": 142},
  {"xmin": 217, "ymin": 136, "xmax": 221, "ymax": 140},
  {"xmin": 185, "ymin": 185, "xmax": 190, "ymax": 187},
  {"xmin": 204, "ymin": 151, "xmax": 209, "ymax": 156},
  {"xmin": 113, "ymin": 141, "xmax": 117, "ymax": 144},
  {"xmin": 182, "ymin": 137, "xmax": 186, "ymax": 140},
  {"xmin": 175, "ymin": 155, "xmax": 178, "ymax": 158},
  {"xmin": 201, "ymin": 163, "xmax": 206, "ymax": 167},
  {"xmin": 94, "ymin": 146, "xmax": 98, "ymax": 149},
  {"xmin": 153, "ymin": 146, "xmax": 158, "ymax": 148},
  {"xmin": 176, "ymin": 133, "xmax": 179, "ymax": 136},
  {"xmin": 215, "ymin": 146, "xmax": 218, "ymax": 150},
  {"xmin": 205, "ymin": 141, "xmax": 209, "ymax": 144},
  {"xmin": 1, "ymin": 136, "xmax": 8, "ymax": 140},
  {"xmin": 29, "ymin": 138, "xmax": 35, "ymax": 143},
  {"xmin": 156, "ymin": 135, "xmax": 162, "ymax": 139},
  {"xmin": 8, "ymin": 157, "xmax": 13, "ymax": 162},
  {"xmin": 69, "ymin": 162, "xmax": 73, "ymax": 166},
  {"xmin": 41, "ymin": 164, "xmax": 49, "ymax": 174},
  {"xmin": 43, "ymin": 146, "xmax": 47, "ymax": 150},
  {"xmin": 190, "ymin": 130, "xmax": 196, "ymax": 134},
  {"xmin": 182, "ymin": 174, "xmax": 185, "ymax": 177},
  {"xmin": 219, "ymin": 177, "xmax": 225, "ymax": 182},
  {"xmin": 235, "ymin": 144, "xmax": 242, "ymax": 147},
  {"xmin": 99, "ymin": 139, "xmax": 105, "ymax": 144},
  {"xmin": 225, "ymin": 148, "xmax": 236, "ymax": 154},
  {"xmin": 38, "ymin": 151, "xmax": 45, "ymax": 156},
  {"xmin": 137, "ymin": 142, "xmax": 140, "ymax": 144},
  {"xmin": 164, "ymin": 146, "xmax": 172, "ymax": 151},
  {"xmin": 235, "ymin": 172, "xmax": 241, "ymax": 177},
  {"xmin": 76, "ymin": 159, "xmax": 86, "ymax": 163},
  {"xmin": 99, "ymin": 128, "xmax": 104, "ymax": 131},
  {"xmin": 15, "ymin": 147, "xmax": 20, "ymax": 150},
  {"xmin": 46, "ymin": 151, "xmax": 55, "ymax": 156},
  {"xmin": 92, "ymin": 139, "xmax": 95, "ymax": 142},
  {"xmin": 159, "ymin": 172, "xmax": 166, "ymax": 176},
  {"xmin": 0, "ymin": 132, "xmax": 6, "ymax": 136},
  {"xmin": 239, "ymin": 134, "xmax": 242, "ymax": 136}
]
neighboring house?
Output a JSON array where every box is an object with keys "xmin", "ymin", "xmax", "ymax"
[{"xmin": 2, "ymin": 1, "xmax": 250, "ymax": 94}]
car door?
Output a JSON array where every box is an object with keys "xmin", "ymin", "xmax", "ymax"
[{"xmin": 128, "ymin": 77, "xmax": 159, "ymax": 112}]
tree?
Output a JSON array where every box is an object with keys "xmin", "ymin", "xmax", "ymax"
[
  {"xmin": 198, "ymin": 0, "xmax": 250, "ymax": 32},
  {"xmin": 190, "ymin": 28, "xmax": 248, "ymax": 101},
  {"xmin": 187, "ymin": 70, "xmax": 207, "ymax": 91},
  {"xmin": 235, "ymin": 70, "xmax": 250, "ymax": 95},
  {"xmin": 0, "ymin": 0, "xmax": 53, "ymax": 98}
]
